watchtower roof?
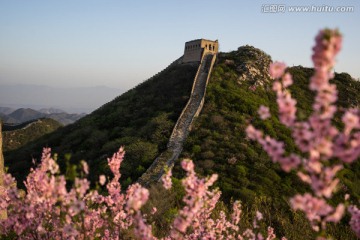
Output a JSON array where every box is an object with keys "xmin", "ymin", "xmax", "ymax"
[
  {"xmin": 185, "ymin": 38, "xmax": 218, "ymax": 44},
  {"xmin": 183, "ymin": 39, "xmax": 219, "ymax": 63}
]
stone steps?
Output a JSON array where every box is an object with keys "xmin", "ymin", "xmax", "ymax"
[{"xmin": 138, "ymin": 54, "xmax": 216, "ymax": 186}]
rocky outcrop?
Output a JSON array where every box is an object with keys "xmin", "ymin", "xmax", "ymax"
[
  {"xmin": 138, "ymin": 54, "xmax": 216, "ymax": 186},
  {"xmin": 222, "ymin": 45, "xmax": 272, "ymax": 87}
]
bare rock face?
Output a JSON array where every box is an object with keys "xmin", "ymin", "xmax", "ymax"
[
  {"xmin": 235, "ymin": 45, "xmax": 272, "ymax": 86},
  {"xmin": 221, "ymin": 45, "xmax": 272, "ymax": 88},
  {"xmin": 224, "ymin": 59, "xmax": 235, "ymax": 66}
]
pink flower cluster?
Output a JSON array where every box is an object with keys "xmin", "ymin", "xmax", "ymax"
[
  {"xmin": 0, "ymin": 147, "xmax": 139, "ymax": 239},
  {"xmin": 246, "ymin": 125, "xmax": 301, "ymax": 172},
  {"xmin": 161, "ymin": 167, "xmax": 172, "ymax": 190},
  {"xmin": 258, "ymin": 105, "xmax": 271, "ymax": 120},
  {"xmin": 0, "ymin": 150, "xmax": 284, "ymax": 239},
  {"xmin": 348, "ymin": 205, "xmax": 360, "ymax": 238},
  {"xmin": 159, "ymin": 159, "xmax": 284, "ymax": 240},
  {"xmin": 290, "ymin": 194, "xmax": 344, "ymax": 231},
  {"xmin": 247, "ymin": 28, "xmax": 360, "ymax": 237}
]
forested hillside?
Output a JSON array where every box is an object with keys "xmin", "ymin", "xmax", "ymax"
[{"xmin": 4, "ymin": 61, "xmax": 199, "ymax": 187}]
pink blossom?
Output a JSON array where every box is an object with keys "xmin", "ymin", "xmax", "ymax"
[
  {"xmin": 311, "ymin": 29, "xmax": 342, "ymax": 74},
  {"xmin": 242, "ymin": 228, "xmax": 255, "ymax": 239},
  {"xmin": 48, "ymin": 158, "xmax": 59, "ymax": 174},
  {"xmin": 258, "ymin": 105, "xmax": 271, "ymax": 120},
  {"xmin": 75, "ymin": 178, "xmax": 90, "ymax": 197},
  {"xmin": 253, "ymin": 211, "xmax": 263, "ymax": 228},
  {"xmin": 249, "ymin": 85, "xmax": 257, "ymax": 91},
  {"xmin": 99, "ymin": 175, "xmax": 106, "ymax": 186},
  {"xmin": 276, "ymin": 92, "xmax": 297, "ymax": 127},
  {"xmin": 342, "ymin": 110, "xmax": 360, "ymax": 135},
  {"xmin": 290, "ymin": 194, "xmax": 333, "ymax": 229},
  {"xmin": 262, "ymin": 136, "xmax": 285, "ymax": 161},
  {"xmin": 333, "ymin": 133, "xmax": 360, "ymax": 163},
  {"xmin": 231, "ymin": 201, "xmax": 242, "ymax": 225},
  {"xmin": 151, "ymin": 207, "xmax": 157, "ymax": 215},
  {"xmin": 256, "ymin": 211, "xmax": 263, "ymax": 221},
  {"xmin": 269, "ymin": 62, "xmax": 287, "ymax": 79},
  {"xmin": 345, "ymin": 194, "xmax": 350, "ymax": 201},
  {"xmin": 161, "ymin": 167, "xmax": 172, "ymax": 190},
  {"xmin": 272, "ymin": 81, "xmax": 282, "ymax": 92},
  {"xmin": 133, "ymin": 212, "xmax": 155, "ymax": 240},
  {"xmin": 69, "ymin": 200, "xmax": 85, "ymax": 216},
  {"xmin": 348, "ymin": 205, "xmax": 360, "ymax": 238},
  {"xmin": 325, "ymin": 204, "xmax": 345, "ymax": 223},
  {"xmin": 181, "ymin": 159, "xmax": 194, "ymax": 172},
  {"xmin": 81, "ymin": 160, "xmax": 89, "ymax": 175},
  {"xmin": 126, "ymin": 184, "xmax": 149, "ymax": 212},
  {"xmin": 266, "ymin": 226, "xmax": 276, "ymax": 240},
  {"xmin": 282, "ymin": 73, "xmax": 293, "ymax": 88},
  {"xmin": 246, "ymin": 125, "xmax": 263, "ymax": 140},
  {"xmin": 63, "ymin": 224, "xmax": 78, "ymax": 238},
  {"xmin": 280, "ymin": 154, "xmax": 301, "ymax": 172},
  {"xmin": 107, "ymin": 147, "xmax": 125, "ymax": 181}
]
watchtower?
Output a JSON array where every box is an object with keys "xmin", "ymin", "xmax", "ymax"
[{"xmin": 183, "ymin": 39, "xmax": 218, "ymax": 63}]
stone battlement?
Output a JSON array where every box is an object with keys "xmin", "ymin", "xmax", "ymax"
[{"xmin": 183, "ymin": 39, "xmax": 218, "ymax": 63}]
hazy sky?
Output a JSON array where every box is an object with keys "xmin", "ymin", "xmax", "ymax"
[{"xmin": 1, "ymin": 0, "xmax": 359, "ymax": 90}]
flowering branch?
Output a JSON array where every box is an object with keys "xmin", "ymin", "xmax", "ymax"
[{"xmin": 246, "ymin": 29, "xmax": 360, "ymax": 237}]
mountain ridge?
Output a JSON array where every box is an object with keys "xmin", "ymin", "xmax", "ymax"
[
  {"xmin": 2, "ymin": 118, "xmax": 62, "ymax": 152},
  {"xmin": 0, "ymin": 107, "xmax": 86, "ymax": 125}
]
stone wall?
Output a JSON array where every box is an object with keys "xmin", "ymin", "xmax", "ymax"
[
  {"xmin": 138, "ymin": 53, "xmax": 217, "ymax": 185},
  {"xmin": 183, "ymin": 39, "xmax": 218, "ymax": 63}
]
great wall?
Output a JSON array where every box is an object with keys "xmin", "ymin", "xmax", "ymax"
[
  {"xmin": 0, "ymin": 39, "xmax": 218, "ymax": 194},
  {"xmin": 138, "ymin": 39, "xmax": 218, "ymax": 185}
]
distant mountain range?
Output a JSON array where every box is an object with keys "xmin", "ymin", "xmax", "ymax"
[
  {"xmin": 0, "ymin": 84, "xmax": 123, "ymax": 113},
  {"xmin": 0, "ymin": 107, "xmax": 15, "ymax": 115},
  {"xmin": 0, "ymin": 107, "xmax": 86, "ymax": 125}
]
